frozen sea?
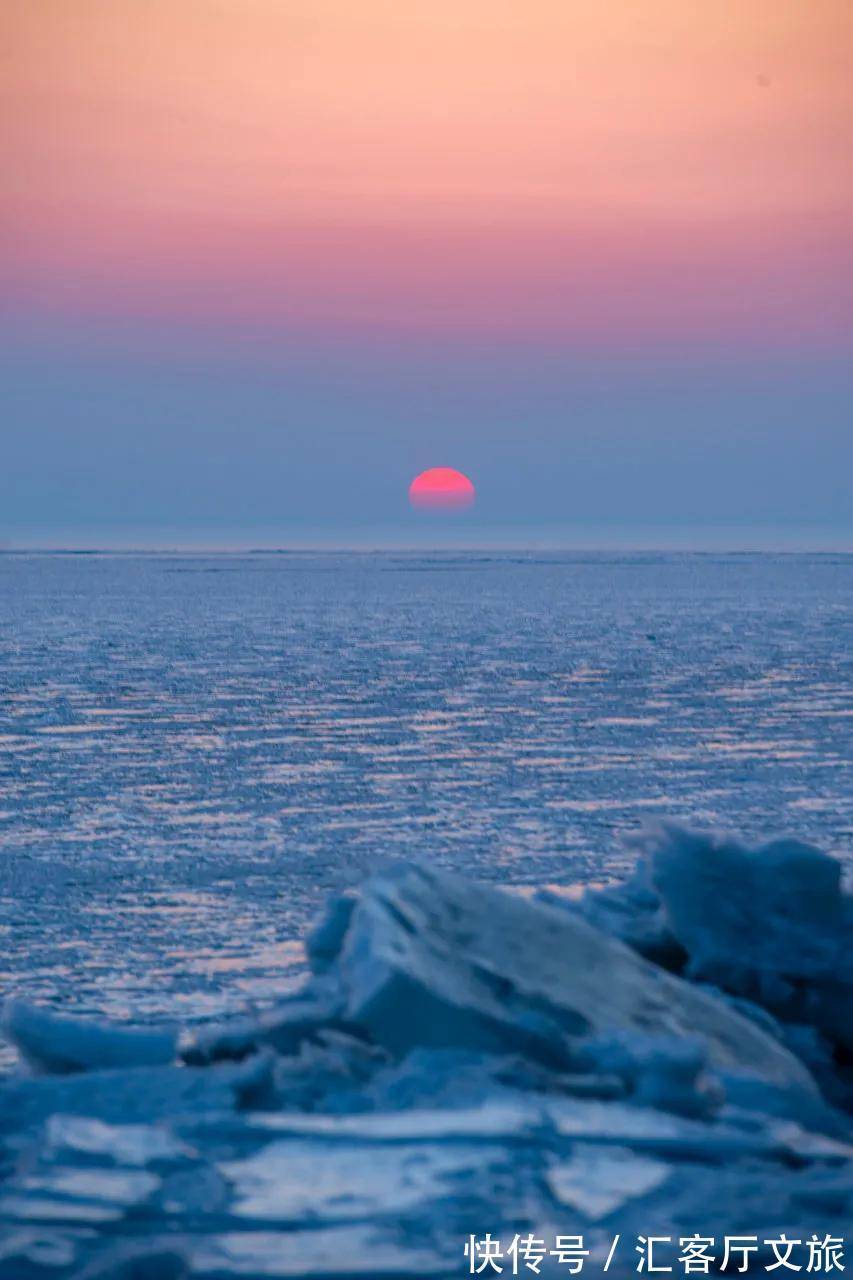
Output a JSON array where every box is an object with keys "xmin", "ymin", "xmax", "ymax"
[{"xmin": 1, "ymin": 550, "xmax": 850, "ymax": 1066}]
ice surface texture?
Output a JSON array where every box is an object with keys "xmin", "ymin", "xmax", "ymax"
[
  {"xmin": 1, "ymin": 824, "xmax": 851, "ymax": 1278},
  {"xmin": 2, "ymin": 551, "xmax": 851, "ymax": 1048}
]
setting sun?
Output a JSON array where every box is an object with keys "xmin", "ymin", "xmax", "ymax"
[{"xmin": 408, "ymin": 467, "xmax": 476, "ymax": 511}]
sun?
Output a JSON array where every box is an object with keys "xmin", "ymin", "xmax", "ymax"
[{"xmin": 408, "ymin": 467, "xmax": 475, "ymax": 511}]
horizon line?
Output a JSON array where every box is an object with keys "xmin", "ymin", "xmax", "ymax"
[{"xmin": 3, "ymin": 544, "xmax": 852, "ymax": 557}]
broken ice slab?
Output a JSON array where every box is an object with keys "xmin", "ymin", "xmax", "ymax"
[
  {"xmin": 755, "ymin": 1119, "xmax": 853, "ymax": 1164},
  {"xmin": 170, "ymin": 1099, "xmax": 543, "ymax": 1170},
  {"xmin": 180, "ymin": 989, "xmax": 347, "ymax": 1066},
  {"xmin": 3, "ymin": 1000, "xmax": 177, "ymax": 1075},
  {"xmin": 0, "ymin": 1054, "xmax": 273, "ymax": 1136},
  {"xmin": 240, "ymin": 1099, "xmax": 541, "ymax": 1142},
  {"xmin": 218, "ymin": 1138, "xmax": 513, "ymax": 1224},
  {"xmin": 647, "ymin": 826, "xmax": 850, "ymax": 982},
  {"xmin": 0, "ymin": 1194, "xmax": 123, "ymax": 1225},
  {"xmin": 15, "ymin": 1167, "xmax": 160, "ymax": 1207},
  {"xmin": 546, "ymin": 1144, "xmax": 671, "ymax": 1221},
  {"xmin": 537, "ymin": 860, "xmax": 683, "ymax": 970},
  {"xmin": 43, "ymin": 1114, "xmax": 192, "ymax": 1166},
  {"xmin": 330, "ymin": 863, "xmax": 817, "ymax": 1097},
  {"xmin": 0, "ymin": 1166, "xmax": 160, "ymax": 1227},
  {"xmin": 189, "ymin": 1225, "xmax": 446, "ymax": 1278},
  {"xmin": 543, "ymin": 1096, "xmax": 815, "ymax": 1163},
  {"xmin": 611, "ymin": 825, "xmax": 853, "ymax": 1054}
]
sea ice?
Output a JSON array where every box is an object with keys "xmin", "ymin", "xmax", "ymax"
[
  {"xmin": 324, "ymin": 862, "xmax": 817, "ymax": 1101},
  {"xmin": 1, "ymin": 827, "xmax": 850, "ymax": 1278},
  {"xmin": 545, "ymin": 1144, "xmax": 671, "ymax": 1221},
  {"xmin": 566, "ymin": 824, "xmax": 853, "ymax": 1058},
  {"xmin": 3, "ymin": 1001, "xmax": 177, "ymax": 1075},
  {"xmin": 219, "ymin": 1138, "xmax": 511, "ymax": 1223},
  {"xmin": 0, "ymin": 1054, "xmax": 274, "ymax": 1134},
  {"xmin": 43, "ymin": 1114, "xmax": 190, "ymax": 1166},
  {"xmin": 188, "ymin": 1225, "xmax": 446, "ymax": 1278}
]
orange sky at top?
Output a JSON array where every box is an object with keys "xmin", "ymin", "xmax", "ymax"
[{"xmin": 3, "ymin": 0, "xmax": 852, "ymax": 344}]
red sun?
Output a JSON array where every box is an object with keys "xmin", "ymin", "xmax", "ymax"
[{"xmin": 408, "ymin": 467, "xmax": 475, "ymax": 511}]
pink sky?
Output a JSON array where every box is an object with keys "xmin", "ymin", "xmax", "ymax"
[{"xmin": 3, "ymin": 0, "xmax": 853, "ymax": 346}]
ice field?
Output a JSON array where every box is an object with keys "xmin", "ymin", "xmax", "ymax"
[{"xmin": 1, "ymin": 551, "xmax": 850, "ymax": 1046}]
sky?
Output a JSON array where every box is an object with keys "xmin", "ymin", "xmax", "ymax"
[{"xmin": 2, "ymin": 0, "xmax": 852, "ymax": 547}]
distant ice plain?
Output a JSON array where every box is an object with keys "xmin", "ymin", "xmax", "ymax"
[{"xmin": 1, "ymin": 550, "xmax": 850, "ymax": 1066}]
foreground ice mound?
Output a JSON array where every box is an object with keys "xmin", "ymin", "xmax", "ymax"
[
  {"xmin": 646, "ymin": 826, "xmax": 852, "ymax": 1049},
  {"xmin": 557, "ymin": 825, "xmax": 853, "ymax": 1077},
  {"xmin": 1, "ymin": 826, "xmax": 851, "ymax": 1279},
  {"xmin": 312, "ymin": 860, "xmax": 816, "ymax": 1101}
]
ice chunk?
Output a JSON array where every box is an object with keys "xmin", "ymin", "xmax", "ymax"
[
  {"xmin": 0, "ymin": 1140, "xmax": 161, "ymax": 1235},
  {"xmin": 18, "ymin": 1168, "xmax": 160, "ymax": 1206},
  {"xmin": 306, "ymin": 894, "xmax": 357, "ymax": 974},
  {"xmin": 576, "ymin": 1033, "xmax": 723, "ymax": 1118},
  {"xmin": 0, "ymin": 1194, "xmax": 122, "ymax": 1225},
  {"xmin": 3, "ymin": 1001, "xmax": 177, "ymax": 1075},
  {"xmin": 190, "ymin": 1226, "xmax": 445, "ymax": 1277},
  {"xmin": 539, "ymin": 859, "xmax": 684, "ymax": 970},
  {"xmin": 0, "ymin": 1054, "xmax": 273, "ymax": 1135},
  {"xmin": 330, "ymin": 863, "xmax": 817, "ymax": 1099},
  {"xmin": 544, "ymin": 1096, "xmax": 786, "ymax": 1161},
  {"xmin": 365, "ymin": 1046, "xmax": 553, "ymax": 1112},
  {"xmin": 545, "ymin": 1095, "xmax": 851, "ymax": 1167},
  {"xmin": 764, "ymin": 1120, "xmax": 853, "ymax": 1164},
  {"xmin": 245, "ymin": 1099, "xmax": 539, "ymax": 1141},
  {"xmin": 546, "ymin": 1144, "xmax": 670, "ymax": 1220},
  {"xmin": 638, "ymin": 825, "xmax": 853, "ymax": 1051},
  {"xmin": 219, "ymin": 1138, "xmax": 510, "ymax": 1222},
  {"xmin": 180, "ymin": 988, "xmax": 345, "ymax": 1066},
  {"xmin": 44, "ymin": 1114, "xmax": 190, "ymax": 1166},
  {"xmin": 646, "ymin": 826, "xmax": 847, "ymax": 978}
]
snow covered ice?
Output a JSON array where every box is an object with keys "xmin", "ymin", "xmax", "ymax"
[{"xmin": 1, "ymin": 824, "xmax": 851, "ymax": 1279}]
